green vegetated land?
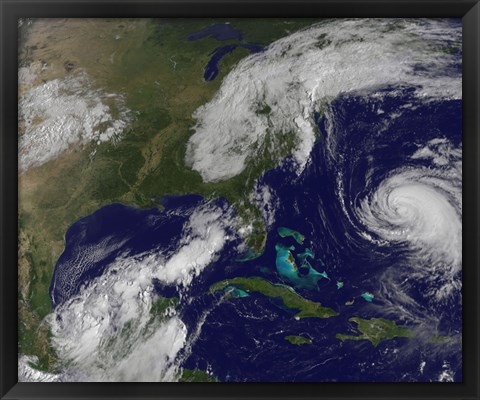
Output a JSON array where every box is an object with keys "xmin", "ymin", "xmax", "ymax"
[
  {"xmin": 430, "ymin": 335, "xmax": 451, "ymax": 344},
  {"xmin": 18, "ymin": 18, "xmax": 319, "ymax": 371},
  {"xmin": 210, "ymin": 277, "xmax": 339, "ymax": 319},
  {"xmin": 150, "ymin": 296, "xmax": 179, "ymax": 319},
  {"xmin": 179, "ymin": 368, "xmax": 218, "ymax": 382},
  {"xmin": 336, "ymin": 317, "xmax": 414, "ymax": 347},
  {"xmin": 284, "ymin": 335, "xmax": 312, "ymax": 345}
]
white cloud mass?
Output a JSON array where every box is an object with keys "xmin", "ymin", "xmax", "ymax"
[
  {"xmin": 19, "ymin": 72, "xmax": 131, "ymax": 172},
  {"xmin": 356, "ymin": 140, "xmax": 462, "ymax": 300},
  {"xmin": 186, "ymin": 19, "xmax": 461, "ymax": 182},
  {"xmin": 19, "ymin": 202, "xmax": 234, "ymax": 382}
]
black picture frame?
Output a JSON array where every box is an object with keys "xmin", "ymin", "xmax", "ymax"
[{"xmin": 1, "ymin": 1, "xmax": 479, "ymax": 399}]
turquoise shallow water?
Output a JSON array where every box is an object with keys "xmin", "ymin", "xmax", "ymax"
[{"xmin": 275, "ymin": 241, "xmax": 327, "ymax": 289}]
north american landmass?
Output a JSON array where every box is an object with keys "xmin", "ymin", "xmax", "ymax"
[{"xmin": 18, "ymin": 18, "xmax": 318, "ymax": 371}]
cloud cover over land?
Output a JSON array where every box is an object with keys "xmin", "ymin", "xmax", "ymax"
[{"xmin": 186, "ymin": 19, "xmax": 461, "ymax": 182}]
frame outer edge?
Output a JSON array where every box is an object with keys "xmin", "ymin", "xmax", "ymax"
[
  {"xmin": 1, "ymin": 1, "xmax": 19, "ymax": 398},
  {"xmin": 462, "ymin": 1, "xmax": 480, "ymax": 398},
  {"xmin": 2, "ymin": 1, "xmax": 480, "ymax": 399}
]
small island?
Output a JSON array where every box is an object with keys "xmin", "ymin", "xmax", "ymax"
[
  {"xmin": 277, "ymin": 227, "xmax": 305, "ymax": 245},
  {"xmin": 360, "ymin": 292, "xmax": 375, "ymax": 302},
  {"xmin": 430, "ymin": 335, "xmax": 452, "ymax": 344},
  {"xmin": 284, "ymin": 335, "xmax": 312, "ymax": 345}
]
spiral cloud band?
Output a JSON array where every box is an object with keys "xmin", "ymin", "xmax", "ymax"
[{"xmin": 356, "ymin": 139, "xmax": 462, "ymax": 300}]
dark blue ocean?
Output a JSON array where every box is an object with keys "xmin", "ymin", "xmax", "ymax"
[{"xmin": 50, "ymin": 86, "xmax": 462, "ymax": 382}]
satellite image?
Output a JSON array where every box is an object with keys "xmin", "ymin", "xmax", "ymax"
[{"xmin": 18, "ymin": 18, "xmax": 462, "ymax": 382}]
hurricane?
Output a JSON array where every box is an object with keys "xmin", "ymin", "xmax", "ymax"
[
  {"xmin": 315, "ymin": 82, "xmax": 463, "ymax": 327},
  {"xmin": 356, "ymin": 163, "xmax": 462, "ymax": 281},
  {"xmin": 345, "ymin": 139, "xmax": 462, "ymax": 321}
]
